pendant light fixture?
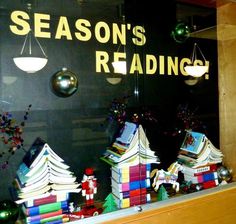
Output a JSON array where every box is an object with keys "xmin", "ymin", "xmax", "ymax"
[
  {"xmin": 13, "ymin": 4, "xmax": 48, "ymax": 73},
  {"xmin": 184, "ymin": 43, "xmax": 208, "ymax": 77}
]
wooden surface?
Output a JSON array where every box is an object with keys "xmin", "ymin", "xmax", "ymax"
[
  {"xmin": 101, "ymin": 184, "xmax": 236, "ymax": 224},
  {"xmin": 218, "ymin": 1, "xmax": 236, "ymax": 180},
  {"xmin": 68, "ymin": 183, "xmax": 236, "ymax": 224}
]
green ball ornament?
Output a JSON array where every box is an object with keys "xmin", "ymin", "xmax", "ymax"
[
  {"xmin": 0, "ymin": 200, "xmax": 19, "ymax": 223},
  {"xmin": 50, "ymin": 67, "xmax": 78, "ymax": 97},
  {"xmin": 171, "ymin": 22, "xmax": 190, "ymax": 43}
]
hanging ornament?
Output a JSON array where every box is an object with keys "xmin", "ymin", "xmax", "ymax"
[
  {"xmin": 217, "ymin": 165, "xmax": 232, "ymax": 183},
  {"xmin": 0, "ymin": 200, "xmax": 19, "ymax": 223},
  {"xmin": 171, "ymin": 22, "xmax": 190, "ymax": 44},
  {"xmin": 50, "ymin": 68, "xmax": 78, "ymax": 97}
]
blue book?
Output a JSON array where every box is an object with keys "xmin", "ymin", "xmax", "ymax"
[
  {"xmin": 111, "ymin": 178, "xmax": 150, "ymax": 192},
  {"xmin": 116, "ymin": 122, "xmax": 138, "ymax": 145}
]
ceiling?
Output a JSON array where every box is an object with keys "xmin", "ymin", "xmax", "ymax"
[
  {"xmin": 176, "ymin": 0, "xmax": 236, "ymax": 40},
  {"xmin": 0, "ymin": 0, "xmax": 234, "ymax": 40}
]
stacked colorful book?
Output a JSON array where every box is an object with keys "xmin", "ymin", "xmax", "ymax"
[
  {"xmin": 177, "ymin": 131, "xmax": 223, "ymax": 189},
  {"xmin": 101, "ymin": 121, "xmax": 160, "ymax": 208},
  {"xmin": 22, "ymin": 200, "xmax": 69, "ymax": 224},
  {"xmin": 111, "ymin": 163, "xmax": 151, "ymax": 208},
  {"xmin": 13, "ymin": 137, "xmax": 81, "ymax": 223}
]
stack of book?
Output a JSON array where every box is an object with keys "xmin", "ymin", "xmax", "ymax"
[
  {"xmin": 111, "ymin": 164, "xmax": 152, "ymax": 208},
  {"xmin": 13, "ymin": 137, "xmax": 81, "ymax": 223},
  {"xmin": 177, "ymin": 131, "xmax": 223, "ymax": 189},
  {"xmin": 101, "ymin": 121, "xmax": 160, "ymax": 208},
  {"xmin": 22, "ymin": 200, "xmax": 69, "ymax": 224}
]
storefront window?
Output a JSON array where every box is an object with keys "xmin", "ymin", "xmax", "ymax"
[{"xmin": 0, "ymin": 0, "xmax": 220, "ymax": 223}]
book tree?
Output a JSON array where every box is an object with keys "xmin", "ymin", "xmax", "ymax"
[{"xmin": 13, "ymin": 137, "xmax": 81, "ymax": 224}]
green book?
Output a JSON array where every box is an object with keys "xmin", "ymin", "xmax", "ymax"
[{"xmin": 22, "ymin": 200, "xmax": 68, "ymax": 216}]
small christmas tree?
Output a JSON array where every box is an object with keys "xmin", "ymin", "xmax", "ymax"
[
  {"xmin": 102, "ymin": 193, "xmax": 118, "ymax": 213},
  {"xmin": 157, "ymin": 185, "xmax": 169, "ymax": 201}
]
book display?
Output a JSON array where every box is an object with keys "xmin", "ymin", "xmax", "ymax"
[
  {"xmin": 177, "ymin": 131, "xmax": 224, "ymax": 189},
  {"xmin": 13, "ymin": 138, "xmax": 81, "ymax": 223},
  {"xmin": 101, "ymin": 121, "xmax": 160, "ymax": 208}
]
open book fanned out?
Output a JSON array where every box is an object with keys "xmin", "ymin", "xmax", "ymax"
[
  {"xmin": 14, "ymin": 137, "xmax": 81, "ymax": 202},
  {"xmin": 177, "ymin": 130, "xmax": 223, "ymax": 168},
  {"xmin": 101, "ymin": 121, "xmax": 160, "ymax": 167}
]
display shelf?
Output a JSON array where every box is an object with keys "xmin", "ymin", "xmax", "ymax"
[{"xmin": 68, "ymin": 182, "xmax": 236, "ymax": 224}]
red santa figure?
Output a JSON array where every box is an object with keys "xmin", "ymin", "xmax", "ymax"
[{"xmin": 81, "ymin": 168, "xmax": 97, "ymax": 207}]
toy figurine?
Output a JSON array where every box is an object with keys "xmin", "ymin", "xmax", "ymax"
[
  {"xmin": 81, "ymin": 168, "xmax": 97, "ymax": 207},
  {"xmin": 151, "ymin": 162, "xmax": 183, "ymax": 192}
]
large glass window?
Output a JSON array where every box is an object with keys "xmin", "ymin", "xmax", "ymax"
[{"xmin": 0, "ymin": 0, "xmax": 219, "ymax": 222}]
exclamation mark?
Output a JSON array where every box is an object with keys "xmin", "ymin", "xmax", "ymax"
[{"xmin": 205, "ymin": 61, "xmax": 210, "ymax": 80}]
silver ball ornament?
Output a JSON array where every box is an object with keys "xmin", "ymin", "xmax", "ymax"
[
  {"xmin": 50, "ymin": 68, "xmax": 78, "ymax": 97},
  {"xmin": 217, "ymin": 166, "xmax": 232, "ymax": 182}
]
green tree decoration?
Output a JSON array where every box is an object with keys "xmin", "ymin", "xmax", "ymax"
[
  {"xmin": 102, "ymin": 193, "xmax": 118, "ymax": 214},
  {"xmin": 157, "ymin": 185, "xmax": 169, "ymax": 201}
]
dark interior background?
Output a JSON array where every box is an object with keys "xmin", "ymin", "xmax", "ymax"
[{"xmin": 0, "ymin": 0, "xmax": 218, "ymax": 204}]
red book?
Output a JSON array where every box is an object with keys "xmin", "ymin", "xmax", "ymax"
[
  {"xmin": 112, "ymin": 187, "xmax": 147, "ymax": 199},
  {"xmin": 129, "ymin": 188, "xmax": 147, "ymax": 197},
  {"xmin": 201, "ymin": 179, "xmax": 219, "ymax": 189},
  {"xmin": 33, "ymin": 194, "xmax": 57, "ymax": 206},
  {"xmin": 130, "ymin": 193, "xmax": 150, "ymax": 206},
  {"xmin": 22, "ymin": 192, "xmax": 69, "ymax": 208}
]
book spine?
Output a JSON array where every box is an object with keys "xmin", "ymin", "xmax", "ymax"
[
  {"xmin": 112, "ymin": 178, "xmax": 150, "ymax": 192},
  {"xmin": 184, "ymin": 172, "xmax": 218, "ymax": 184},
  {"xmin": 130, "ymin": 179, "xmax": 150, "ymax": 191},
  {"xmin": 130, "ymin": 193, "xmax": 150, "ymax": 206},
  {"xmin": 26, "ymin": 195, "xmax": 58, "ymax": 207},
  {"xmin": 114, "ymin": 193, "xmax": 150, "ymax": 209},
  {"xmin": 182, "ymin": 164, "xmax": 217, "ymax": 176},
  {"xmin": 130, "ymin": 174, "xmax": 147, "ymax": 182},
  {"xmin": 113, "ymin": 188, "xmax": 147, "ymax": 199},
  {"xmin": 112, "ymin": 170, "xmax": 147, "ymax": 183},
  {"xmin": 201, "ymin": 179, "xmax": 219, "ymax": 189},
  {"xmin": 26, "ymin": 209, "xmax": 63, "ymax": 222},
  {"xmin": 112, "ymin": 163, "xmax": 150, "ymax": 175},
  {"xmin": 26, "ymin": 201, "xmax": 68, "ymax": 216},
  {"xmin": 26, "ymin": 214, "xmax": 64, "ymax": 224}
]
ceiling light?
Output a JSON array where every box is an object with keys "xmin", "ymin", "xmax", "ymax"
[
  {"xmin": 112, "ymin": 61, "xmax": 127, "ymax": 75},
  {"xmin": 184, "ymin": 43, "xmax": 208, "ymax": 77},
  {"xmin": 13, "ymin": 4, "xmax": 48, "ymax": 73},
  {"xmin": 106, "ymin": 77, "xmax": 122, "ymax": 85}
]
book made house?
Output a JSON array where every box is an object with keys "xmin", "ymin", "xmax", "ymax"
[
  {"xmin": 177, "ymin": 130, "xmax": 223, "ymax": 189},
  {"xmin": 101, "ymin": 121, "xmax": 160, "ymax": 208}
]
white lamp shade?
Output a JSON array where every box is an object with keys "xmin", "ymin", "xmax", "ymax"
[
  {"xmin": 13, "ymin": 56, "xmax": 48, "ymax": 73},
  {"xmin": 106, "ymin": 77, "xmax": 122, "ymax": 85},
  {"xmin": 184, "ymin": 65, "xmax": 208, "ymax": 77},
  {"xmin": 112, "ymin": 61, "xmax": 127, "ymax": 75}
]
